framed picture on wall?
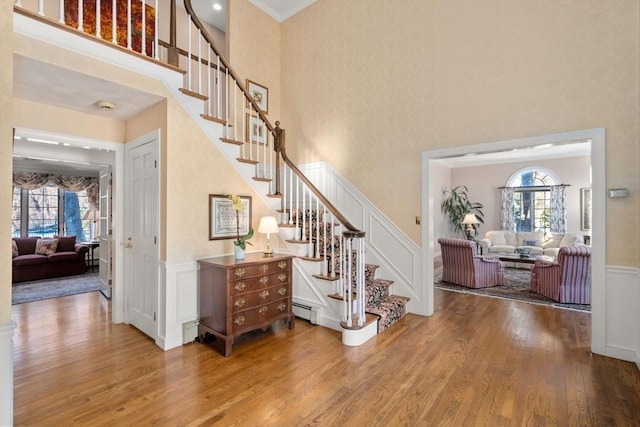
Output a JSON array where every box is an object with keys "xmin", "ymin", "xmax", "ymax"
[
  {"xmin": 580, "ymin": 187, "xmax": 591, "ymax": 231},
  {"xmin": 209, "ymin": 194, "xmax": 252, "ymax": 240},
  {"xmin": 246, "ymin": 79, "xmax": 268, "ymax": 114},
  {"xmin": 246, "ymin": 114, "xmax": 267, "ymax": 145}
]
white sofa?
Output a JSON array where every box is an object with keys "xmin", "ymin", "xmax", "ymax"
[{"xmin": 479, "ymin": 230, "xmax": 585, "ymax": 258}]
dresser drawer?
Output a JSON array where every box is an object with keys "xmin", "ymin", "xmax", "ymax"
[
  {"xmin": 229, "ymin": 270, "xmax": 290, "ymax": 296},
  {"xmin": 229, "ymin": 258, "xmax": 290, "ymax": 281},
  {"xmin": 230, "ymin": 284, "xmax": 289, "ymax": 311},
  {"xmin": 231, "ymin": 299, "xmax": 290, "ymax": 334}
]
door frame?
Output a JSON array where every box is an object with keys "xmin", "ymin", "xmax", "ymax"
[
  {"xmin": 13, "ymin": 127, "xmax": 125, "ymax": 322},
  {"xmin": 421, "ymin": 128, "xmax": 606, "ymax": 354}
]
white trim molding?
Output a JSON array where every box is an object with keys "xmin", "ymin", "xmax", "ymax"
[
  {"xmin": 0, "ymin": 320, "xmax": 17, "ymax": 426},
  {"xmin": 603, "ymin": 266, "xmax": 640, "ymax": 364},
  {"xmin": 158, "ymin": 259, "xmax": 199, "ymax": 350}
]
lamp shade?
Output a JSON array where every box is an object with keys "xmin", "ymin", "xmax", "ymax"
[
  {"xmin": 258, "ymin": 216, "xmax": 279, "ymax": 234},
  {"xmin": 461, "ymin": 213, "xmax": 479, "ymax": 225}
]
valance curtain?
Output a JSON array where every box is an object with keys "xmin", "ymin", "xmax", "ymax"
[
  {"xmin": 13, "ymin": 172, "xmax": 99, "ymax": 208},
  {"xmin": 501, "ymin": 187, "xmax": 515, "ymax": 231}
]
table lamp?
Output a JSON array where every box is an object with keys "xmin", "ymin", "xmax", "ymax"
[
  {"xmin": 258, "ymin": 216, "xmax": 280, "ymax": 256},
  {"xmin": 461, "ymin": 213, "xmax": 479, "ymax": 240},
  {"xmin": 83, "ymin": 208, "xmax": 100, "ymax": 241}
]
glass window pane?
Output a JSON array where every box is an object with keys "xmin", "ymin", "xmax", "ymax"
[
  {"xmin": 12, "ymin": 187, "xmax": 21, "ymax": 237},
  {"xmin": 28, "ymin": 185, "xmax": 59, "ymax": 237}
]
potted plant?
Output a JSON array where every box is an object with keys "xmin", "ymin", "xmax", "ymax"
[
  {"xmin": 228, "ymin": 194, "xmax": 253, "ymax": 259},
  {"xmin": 441, "ymin": 186, "xmax": 484, "ymax": 237}
]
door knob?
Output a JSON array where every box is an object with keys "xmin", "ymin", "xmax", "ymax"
[{"xmin": 125, "ymin": 237, "xmax": 133, "ymax": 249}]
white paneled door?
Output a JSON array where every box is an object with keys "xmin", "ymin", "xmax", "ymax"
[
  {"xmin": 99, "ymin": 167, "xmax": 112, "ymax": 299},
  {"xmin": 124, "ymin": 131, "xmax": 159, "ymax": 340}
]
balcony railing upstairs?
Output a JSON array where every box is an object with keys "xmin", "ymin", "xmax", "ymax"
[{"xmin": 13, "ymin": 0, "xmax": 370, "ymax": 331}]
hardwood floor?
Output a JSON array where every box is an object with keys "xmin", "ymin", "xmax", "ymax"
[{"xmin": 13, "ymin": 290, "xmax": 640, "ymax": 426}]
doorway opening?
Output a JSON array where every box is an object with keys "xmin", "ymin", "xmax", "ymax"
[{"xmin": 421, "ymin": 128, "xmax": 606, "ymax": 354}]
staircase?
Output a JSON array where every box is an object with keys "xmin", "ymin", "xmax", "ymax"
[{"xmin": 13, "ymin": 0, "xmax": 411, "ymax": 342}]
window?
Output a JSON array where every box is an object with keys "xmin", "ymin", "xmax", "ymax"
[
  {"xmin": 12, "ymin": 185, "xmax": 91, "ymax": 241},
  {"xmin": 506, "ymin": 168, "xmax": 559, "ymax": 234}
]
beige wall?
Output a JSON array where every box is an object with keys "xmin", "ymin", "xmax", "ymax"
[
  {"xmin": 0, "ymin": 0, "xmax": 13, "ymax": 325},
  {"xmin": 228, "ymin": 0, "xmax": 281, "ymax": 123},
  {"xmin": 280, "ymin": 0, "xmax": 639, "ymax": 267}
]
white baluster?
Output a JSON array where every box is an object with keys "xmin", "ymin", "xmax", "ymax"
[
  {"xmin": 216, "ymin": 56, "xmax": 221, "ymax": 119},
  {"xmin": 289, "ymin": 166, "xmax": 293, "ymax": 224},
  {"xmin": 140, "ymin": 0, "xmax": 146, "ymax": 55},
  {"xmin": 330, "ymin": 214, "xmax": 336, "ymax": 277},
  {"xmin": 358, "ymin": 237, "xmax": 365, "ymax": 326},
  {"xmin": 197, "ymin": 30, "xmax": 201, "ymax": 93},
  {"xmin": 187, "ymin": 17, "xmax": 191, "ymax": 91},
  {"xmin": 262, "ymin": 121, "xmax": 267, "ymax": 178},
  {"xmin": 154, "ymin": 0, "xmax": 159, "ymax": 59},
  {"xmin": 96, "ymin": 0, "xmax": 101, "ymax": 38},
  {"xmin": 207, "ymin": 48, "xmax": 211, "ymax": 115},
  {"xmin": 225, "ymin": 68, "xmax": 229, "ymax": 138},
  {"xmin": 295, "ymin": 175, "xmax": 299, "ymax": 236},
  {"xmin": 346, "ymin": 237, "xmax": 352, "ymax": 327},
  {"xmin": 58, "ymin": 0, "xmax": 64, "ymax": 23},
  {"xmin": 126, "ymin": 0, "xmax": 131, "ymax": 48},
  {"xmin": 323, "ymin": 205, "xmax": 327, "ymax": 274},
  {"xmin": 111, "ymin": 0, "xmax": 116, "ymax": 43},
  {"xmin": 37, "ymin": 0, "xmax": 44, "ymax": 16},
  {"xmin": 77, "ymin": 0, "xmax": 83, "ymax": 30},
  {"xmin": 233, "ymin": 82, "xmax": 237, "ymax": 141}
]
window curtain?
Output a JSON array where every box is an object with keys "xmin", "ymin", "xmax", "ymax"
[
  {"xmin": 501, "ymin": 187, "xmax": 515, "ymax": 230},
  {"xmin": 550, "ymin": 185, "xmax": 567, "ymax": 233},
  {"xmin": 13, "ymin": 172, "xmax": 99, "ymax": 208}
]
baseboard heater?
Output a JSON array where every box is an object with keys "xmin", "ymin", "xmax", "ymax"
[{"xmin": 292, "ymin": 301, "xmax": 320, "ymax": 325}]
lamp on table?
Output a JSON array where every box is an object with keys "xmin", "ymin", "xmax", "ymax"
[
  {"xmin": 461, "ymin": 213, "xmax": 479, "ymax": 241},
  {"xmin": 258, "ymin": 216, "xmax": 280, "ymax": 257}
]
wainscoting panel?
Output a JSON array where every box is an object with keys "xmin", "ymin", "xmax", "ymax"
[
  {"xmin": 605, "ymin": 266, "xmax": 640, "ymax": 364},
  {"xmin": 158, "ymin": 260, "xmax": 199, "ymax": 350}
]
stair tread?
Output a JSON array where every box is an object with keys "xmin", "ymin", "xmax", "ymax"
[
  {"xmin": 200, "ymin": 114, "xmax": 225, "ymax": 124},
  {"xmin": 253, "ymin": 177, "xmax": 272, "ymax": 182},
  {"xmin": 312, "ymin": 273, "xmax": 342, "ymax": 281},
  {"xmin": 220, "ymin": 137, "xmax": 243, "ymax": 146},
  {"xmin": 237, "ymin": 158, "xmax": 259, "ymax": 165},
  {"xmin": 179, "ymin": 88, "xmax": 208, "ymax": 101}
]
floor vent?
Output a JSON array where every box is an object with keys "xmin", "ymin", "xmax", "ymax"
[{"xmin": 292, "ymin": 301, "xmax": 319, "ymax": 325}]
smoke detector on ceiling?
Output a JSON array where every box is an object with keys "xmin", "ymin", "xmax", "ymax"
[{"xmin": 96, "ymin": 100, "xmax": 116, "ymax": 110}]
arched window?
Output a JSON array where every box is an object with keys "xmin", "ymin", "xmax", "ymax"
[{"xmin": 503, "ymin": 167, "xmax": 563, "ymax": 233}]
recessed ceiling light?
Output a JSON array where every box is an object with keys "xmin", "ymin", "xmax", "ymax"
[{"xmin": 213, "ymin": 3, "xmax": 222, "ymax": 11}]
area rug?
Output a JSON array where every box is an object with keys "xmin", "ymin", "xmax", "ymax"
[
  {"xmin": 435, "ymin": 268, "xmax": 591, "ymax": 312},
  {"xmin": 12, "ymin": 273, "xmax": 107, "ymax": 305}
]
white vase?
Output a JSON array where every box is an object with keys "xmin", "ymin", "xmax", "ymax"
[{"xmin": 234, "ymin": 245, "xmax": 245, "ymax": 260}]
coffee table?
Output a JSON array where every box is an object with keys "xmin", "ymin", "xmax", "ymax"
[{"xmin": 497, "ymin": 253, "xmax": 553, "ymax": 265}]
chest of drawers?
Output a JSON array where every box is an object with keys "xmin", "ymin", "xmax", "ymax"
[{"xmin": 197, "ymin": 253, "xmax": 295, "ymax": 356}]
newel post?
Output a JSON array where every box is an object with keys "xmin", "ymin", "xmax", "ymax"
[
  {"xmin": 274, "ymin": 121, "xmax": 285, "ymax": 196},
  {"xmin": 167, "ymin": 0, "xmax": 179, "ymax": 66}
]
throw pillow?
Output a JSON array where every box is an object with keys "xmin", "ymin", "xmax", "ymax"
[
  {"xmin": 487, "ymin": 231, "xmax": 506, "ymax": 245},
  {"xmin": 35, "ymin": 238, "xmax": 59, "ymax": 256},
  {"xmin": 542, "ymin": 233, "xmax": 563, "ymax": 248},
  {"xmin": 523, "ymin": 239, "xmax": 539, "ymax": 247},
  {"xmin": 54, "ymin": 235, "xmax": 77, "ymax": 252},
  {"xmin": 12, "ymin": 240, "xmax": 18, "ymax": 257},
  {"xmin": 560, "ymin": 234, "xmax": 578, "ymax": 247}
]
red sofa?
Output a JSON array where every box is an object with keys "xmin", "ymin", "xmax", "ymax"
[{"xmin": 12, "ymin": 236, "xmax": 89, "ymax": 283}]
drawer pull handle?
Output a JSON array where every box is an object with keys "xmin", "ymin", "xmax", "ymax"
[
  {"xmin": 234, "ymin": 297, "xmax": 246, "ymax": 308},
  {"xmin": 234, "ymin": 268, "xmax": 246, "ymax": 278},
  {"xmin": 278, "ymin": 261, "xmax": 287, "ymax": 270},
  {"xmin": 278, "ymin": 273, "xmax": 287, "ymax": 282},
  {"xmin": 234, "ymin": 282, "xmax": 246, "ymax": 292},
  {"xmin": 234, "ymin": 315, "xmax": 246, "ymax": 326},
  {"xmin": 259, "ymin": 276, "xmax": 269, "ymax": 285},
  {"xmin": 260, "ymin": 265, "xmax": 269, "ymax": 273},
  {"xmin": 278, "ymin": 302, "xmax": 286, "ymax": 312},
  {"xmin": 259, "ymin": 306, "xmax": 268, "ymax": 314},
  {"xmin": 259, "ymin": 290, "xmax": 270, "ymax": 299},
  {"xmin": 278, "ymin": 287, "xmax": 287, "ymax": 296}
]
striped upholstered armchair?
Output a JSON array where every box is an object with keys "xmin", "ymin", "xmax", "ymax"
[
  {"xmin": 530, "ymin": 245, "xmax": 591, "ymax": 304},
  {"xmin": 438, "ymin": 238, "xmax": 505, "ymax": 288}
]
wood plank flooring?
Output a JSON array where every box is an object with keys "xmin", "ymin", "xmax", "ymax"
[{"xmin": 12, "ymin": 289, "xmax": 640, "ymax": 426}]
